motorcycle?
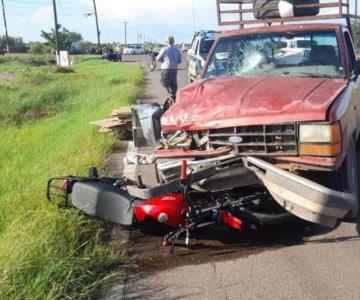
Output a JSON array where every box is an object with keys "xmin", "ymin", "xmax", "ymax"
[{"xmin": 47, "ymin": 161, "xmax": 293, "ymax": 253}]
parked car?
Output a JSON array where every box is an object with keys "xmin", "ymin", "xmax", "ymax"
[
  {"xmin": 274, "ymin": 37, "xmax": 312, "ymax": 66},
  {"xmin": 123, "ymin": 45, "xmax": 145, "ymax": 55},
  {"xmin": 181, "ymin": 43, "xmax": 190, "ymax": 52},
  {"xmin": 187, "ymin": 30, "xmax": 219, "ymax": 83},
  {"xmin": 102, "ymin": 49, "xmax": 121, "ymax": 62}
]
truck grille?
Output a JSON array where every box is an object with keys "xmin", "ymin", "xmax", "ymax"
[{"xmin": 208, "ymin": 124, "xmax": 298, "ymax": 156}]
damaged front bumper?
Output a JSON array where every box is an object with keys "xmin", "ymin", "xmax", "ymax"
[
  {"xmin": 131, "ymin": 153, "xmax": 355, "ymax": 228},
  {"xmin": 243, "ymin": 157, "xmax": 355, "ymax": 228}
]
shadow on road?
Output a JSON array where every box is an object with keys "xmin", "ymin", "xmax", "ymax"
[{"xmin": 122, "ymin": 215, "xmax": 360, "ymax": 278}]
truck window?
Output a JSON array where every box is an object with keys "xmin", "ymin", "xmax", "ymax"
[
  {"xmin": 200, "ymin": 39, "xmax": 215, "ymax": 55},
  {"xmin": 204, "ymin": 30, "xmax": 343, "ymax": 79},
  {"xmin": 344, "ymin": 31, "xmax": 356, "ymax": 75}
]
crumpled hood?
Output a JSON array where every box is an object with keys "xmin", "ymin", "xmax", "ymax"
[{"xmin": 161, "ymin": 76, "xmax": 347, "ymax": 132}]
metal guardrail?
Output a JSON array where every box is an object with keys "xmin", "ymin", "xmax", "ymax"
[{"xmin": 216, "ymin": 0, "xmax": 360, "ymax": 27}]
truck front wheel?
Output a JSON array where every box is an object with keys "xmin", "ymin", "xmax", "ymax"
[
  {"xmin": 332, "ymin": 140, "xmax": 359, "ymax": 219},
  {"xmin": 312, "ymin": 140, "xmax": 359, "ymax": 220}
]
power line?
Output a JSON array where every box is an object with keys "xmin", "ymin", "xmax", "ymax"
[
  {"xmin": 52, "ymin": 0, "xmax": 60, "ymax": 57},
  {"xmin": 1, "ymin": 0, "xmax": 9, "ymax": 52},
  {"xmin": 92, "ymin": 0, "xmax": 101, "ymax": 50},
  {"xmin": 8, "ymin": 0, "xmax": 51, "ymax": 5},
  {"xmin": 192, "ymin": 0, "xmax": 196, "ymax": 31},
  {"xmin": 120, "ymin": 21, "xmax": 128, "ymax": 46},
  {"xmin": 8, "ymin": 0, "xmax": 72, "ymax": 5}
]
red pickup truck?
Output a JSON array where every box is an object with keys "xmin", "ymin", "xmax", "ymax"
[{"xmin": 154, "ymin": 18, "xmax": 360, "ymax": 228}]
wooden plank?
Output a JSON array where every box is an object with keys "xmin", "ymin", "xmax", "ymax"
[
  {"xmin": 111, "ymin": 107, "xmax": 132, "ymax": 118},
  {"xmin": 90, "ymin": 118, "xmax": 130, "ymax": 129},
  {"xmin": 90, "ymin": 117, "xmax": 121, "ymax": 127},
  {"xmin": 99, "ymin": 127, "xmax": 114, "ymax": 133},
  {"xmin": 99, "ymin": 122, "xmax": 132, "ymax": 133},
  {"xmin": 105, "ymin": 120, "xmax": 131, "ymax": 130}
]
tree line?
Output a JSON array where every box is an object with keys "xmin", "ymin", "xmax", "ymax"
[
  {"xmin": 2, "ymin": 23, "xmax": 360, "ymax": 55},
  {"xmin": 0, "ymin": 28, "xmax": 95, "ymax": 54}
]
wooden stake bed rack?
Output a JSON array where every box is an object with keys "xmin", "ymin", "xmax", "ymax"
[{"xmin": 216, "ymin": 0, "xmax": 360, "ymax": 27}]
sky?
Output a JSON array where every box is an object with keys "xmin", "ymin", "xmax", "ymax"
[{"xmin": 1, "ymin": 0, "xmax": 220, "ymax": 43}]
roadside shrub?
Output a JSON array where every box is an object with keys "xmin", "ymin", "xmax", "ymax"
[
  {"xmin": 55, "ymin": 66, "xmax": 75, "ymax": 73},
  {"xmin": 110, "ymin": 77, "xmax": 127, "ymax": 85},
  {"xmin": 28, "ymin": 42, "xmax": 46, "ymax": 55},
  {"xmin": 24, "ymin": 69, "xmax": 55, "ymax": 86},
  {"xmin": 17, "ymin": 87, "xmax": 68, "ymax": 121},
  {"xmin": 16, "ymin": 55, "xmax": 56, "ymax": 67}
]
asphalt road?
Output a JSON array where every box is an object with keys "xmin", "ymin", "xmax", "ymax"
[
  {"xmin": 122, "ymin": 53, "xmax": 188, "ymax": 105},
  {"xmin": 111, "ymin": 55, "xmax": 360, "ymax": 300}
]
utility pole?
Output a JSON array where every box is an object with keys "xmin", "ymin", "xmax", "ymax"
[
  {"xmin": 92, "ymin": 0, "xmax": 101, "ymax": 50},
  {"xmin": 192, "ymin": 0, "xmax": 196, "ymax": 32},
  {"xmin": 121, "ymin": 21, "xmax": 128, "ymax": 46},
  {"xmin": 1, "ymin": 0, "xmax": 9, "ymax": 53},
  {"xmin": 52, "ymin": 0, "xmax": 60, "ymax": 60}
]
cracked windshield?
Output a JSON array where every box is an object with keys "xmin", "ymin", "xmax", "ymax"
[{"xmin": 204, "ymin": 31, "xmax": 342, "ymax": 79}]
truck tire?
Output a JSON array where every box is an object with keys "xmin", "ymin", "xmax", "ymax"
[
  {"xmin": 342, "ymin": 140, "xmax": 359, "ymax": 219},
  {"xmin": 321, "ymin": 140, "xmax": 359, "ymax": 219},
  {"xmin": 254, "ymin": 0, "xmax": 281, "ymax": 19},
  {"xmin": 352, "ymin": 139, "xmax": 360, "ymax": 218},
  {"xmin": 254, "ymin": 0, "xmax": 320, "ymax": 19},
  {"xmin": 306, "ymin": 141, "xmax": 359, "ymax": 221}
]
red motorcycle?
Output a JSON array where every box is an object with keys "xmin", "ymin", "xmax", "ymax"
[{"xmin": 47, "ymin": 161, "xmax": 293, "ymax": 252}]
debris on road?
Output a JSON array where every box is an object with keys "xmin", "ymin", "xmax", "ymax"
[
  {"xmin": 91, "ymin": 107, "xmax": 132, "ymax": 134},
  {"xmin": 124, "ymin": 153, "xmax": 156, "ymax": 165},
  {"xmin": 111, "ymin": 107, "xmax": 132, "ymax": 118}
]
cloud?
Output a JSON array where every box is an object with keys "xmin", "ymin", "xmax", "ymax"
[
  {"xmin": 20, "ymin": 5, "xmax": 53, "ymax": 25},
  {"xmin": 11, "ymin": 0, "xmax": 220, "ymax": 43},
  {"xmin": 85, "ymin": 0, "xmax": 219, "ymax": 41}
]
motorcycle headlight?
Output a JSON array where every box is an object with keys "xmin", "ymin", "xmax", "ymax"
[{"xmin": 299, "ymin": 122, "xmax": 342, "ymax": 156}]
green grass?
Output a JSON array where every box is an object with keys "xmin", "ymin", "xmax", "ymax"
[
  {"xmin": 0, "ymin": 54, "xmax": 56, "ymax": 72},
  {"xmin": 0, "ymin": 55, "xmax": 144, "ymax": 299}
]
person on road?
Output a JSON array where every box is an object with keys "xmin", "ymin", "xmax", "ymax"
[
  {"xmin": 157, "ymin": 36, "xmax": 182, "ymax": 99},
  {"xmin": 149, "ymin": 47, "xmax": 159, "ymax": 71}
]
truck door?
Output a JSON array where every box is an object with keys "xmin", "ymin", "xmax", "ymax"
[
  {"xmin": 344, "ymin": 30, "xmax": 360, "ymax": 138},
  {"xmin": 188, "ymin": 39, "xmax": 199, "ymax": 81}
]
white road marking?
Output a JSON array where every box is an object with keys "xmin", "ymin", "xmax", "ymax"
[{"xmin": 122, "ymin": 141, "xmax": 138, "ymax": 180}]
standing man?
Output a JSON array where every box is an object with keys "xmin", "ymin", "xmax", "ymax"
[{"xmin": 157, "ymin": 36, "xmax": 182, "ymax": 99}]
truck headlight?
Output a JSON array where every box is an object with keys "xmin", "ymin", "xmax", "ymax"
[{"xmin": 299, "ymin": 123, "xmax": 342, "ymax": 156}]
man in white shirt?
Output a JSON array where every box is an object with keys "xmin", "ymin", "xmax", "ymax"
[{"xmin": 157, "ymin": 36, "xmax": 182, "ymax": 99}]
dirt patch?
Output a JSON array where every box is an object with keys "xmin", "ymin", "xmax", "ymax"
[
  {"xmin": 30, "ymin": 60, "xmax": 55, "ymax": 67},
  {"xmin": 23, "ymin": 107, "xmax": 54, "ymax": 121},
  {"xmin": 0, "ymin": 72, "xmax": 16, "ymax": 81}
]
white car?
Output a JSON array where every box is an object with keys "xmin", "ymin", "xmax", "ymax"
[
  {"xmin": 274, "ymin": 38, "xmax": 312, "ymax": 66},
  {"xmin": 123, "ymin": 45, "xmax": 145, "ymax": 55},
  {"xmin": 187, "ymin": 31, "xmax": 219, "ymax": 83}
]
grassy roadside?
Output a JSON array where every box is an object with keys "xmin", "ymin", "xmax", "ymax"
[{"xmin": 0, "ymin": 55, "xmax": 144, "ymax": 299}]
